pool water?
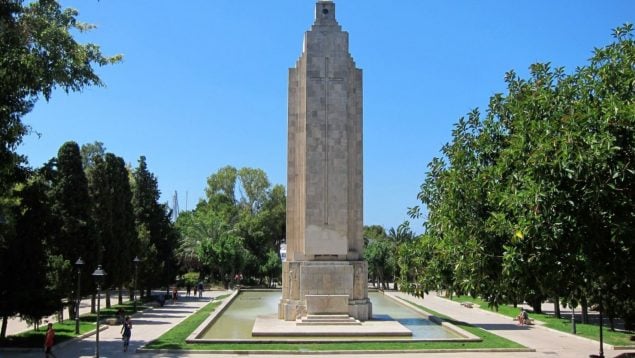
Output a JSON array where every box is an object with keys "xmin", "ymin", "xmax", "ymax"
[{"xmin": 201, "ymin": 290, "xmax": 461, "ymax": 339}]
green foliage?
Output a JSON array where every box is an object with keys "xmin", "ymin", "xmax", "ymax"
[
  {"xmin": 176, "ymin": 166, "xmax": 285, "ymax": 286},
  {"xmin": 182, "ymin": 272, "xmax": 200, "ymax": 287},
  {"xmin": 407, "ymin": 24, "xmax": 635, "ymax": 328},
  {"xmin": 0, "ymin": 0, "xmax": 120, "ymax": 214},
  {"xmin": 132, "ymin": 156, "xmax": 178, "ymax": 291},
  {"xmin": 88, "ymin": 152, "xmax": 138, "ymax": 304}
]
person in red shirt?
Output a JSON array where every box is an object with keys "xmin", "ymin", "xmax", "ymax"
[{"xmin": 44, "ymin": 322, "xmax": 56, "ymax": 357}]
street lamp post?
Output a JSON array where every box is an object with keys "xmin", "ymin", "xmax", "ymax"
[
  {"xmin": 74, "ymin": 257, "xmax": 84, "ymax": 334},
  {"xmin": 598, "ymin": 307, "xmax": 605, "ymax": 358},
  {"xmin": 133, "ymin": 256, "xmax": 140, "ymax": 312},
  {"xmin": 590, "ymin": 302, "xmax": 605, "ymax": 358},
  {"xmin": 571, "ymin": 306, "xmax": 577, "ymax": 334},
  {"xmin": 92, "ymin": 265, "xmax": 107, "ymax": 358}
]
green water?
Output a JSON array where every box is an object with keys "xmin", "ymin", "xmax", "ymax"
[{"xmin": 201, "ymin": 291, "xmax": 461, "ymax": 339}]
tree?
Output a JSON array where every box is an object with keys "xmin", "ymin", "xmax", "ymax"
[
  {"xmin": 0, "ymin": 0, "xmax": 120, "ymax": 235},
  {"xmin": 408, "ymin": 24, "xmax": 635, "ymax": 326},
  {"xmin": 88, "ymin": 153, "xmax": 137, "ymax": 306},
  {"xmin": 176, "ymin": 167, "xmax": 285, "ymax": 286},
  {"xmin": 50, "ymin": 141, "xmax": 97, "ymax": 317},
  {"xmin": 0, "ymin": 173, "xmax": 57, "ymax": 338},
  {"xmin": 132, "ymin": 156, "xmax": 177, "ymax": 295}
]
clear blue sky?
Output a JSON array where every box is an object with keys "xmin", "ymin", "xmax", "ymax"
[{"xmin": 20, "ymin": 1, "xmax": 634, "ymax": 233}]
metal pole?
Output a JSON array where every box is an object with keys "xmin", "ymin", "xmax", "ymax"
[
  {"xmin": 572, "ymin": 306, "xmax": 576, "ymax": 334},
  {"xmin": 133, "ymin": 256, "xmax": 140, "ymax": 312},
  {"xmin": 75, "ymin": 267, "xmax": 81, "ymax": 334},
  {"xmin": 74, "ymin": 257, "xmax": 84, "ymax": 335},
  {"xmin": 96, "ymin": 283, "xmax": 101, "ymax": 358},
  {"xmin": 599, "ymin": 308, "xmax": 604, "ymax": 358}
]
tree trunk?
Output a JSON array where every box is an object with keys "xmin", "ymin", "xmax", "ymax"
[
  {"xmin": 91, "ymin": 294, "xmax": 96, "ymax": 313},
  {"xmin": 1, "ymin": 315, "xmax": 7, "ymax": 338},
  {"xmin": 105, "ymin": 290, "xmax": 111, "ymax": 308},
  {"xmin": 581, "ymin": 298, "xmax": 589, "ymax": 324},
  {"xmin": 118, "ymin": 286, "xmax": 123, "ymax": 305},
  {"xmin": 554, "ymin": 297, "xmax": 561, "ymax": 318},
  {"xmin": 531, "ymin": 298, "xmax": 542, "ymax": 314}
]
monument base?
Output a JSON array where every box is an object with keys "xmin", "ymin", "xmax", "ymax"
[
  {"xmin": 253, "ymin": 315, "xmax": 411, "ymax": 337},
  {"xmin": 278, "ymin": 260, "xmax": 372, "ymax": 321}
]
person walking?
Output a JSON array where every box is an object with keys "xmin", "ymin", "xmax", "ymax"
[
  {"xmin": 121, "ymin": 316, "xmax": 132, "ymax": 352},
  {"xmin": 44, "ymin": 322, "xmax": 56, "ymax": 358}
]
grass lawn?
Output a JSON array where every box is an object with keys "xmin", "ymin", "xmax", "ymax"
[
  {"xmin": 449, "ymin": 295, "xmax": 635, "ymax": 347},
  {"xmin": 146, "ymin": 295, "xmax": 525, "ymax": 352},
  {"xmin": 0, "ymin": 300, "xmax": 148, "ymax": 348}
]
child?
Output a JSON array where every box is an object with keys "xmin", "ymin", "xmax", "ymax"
[
  {"xmin": 121, "ymin": 316, "xmax": 132, "ymax": 352},
  {"xmin": 44, "ymin": 322, "xmax": 56, "ymax": 357}
]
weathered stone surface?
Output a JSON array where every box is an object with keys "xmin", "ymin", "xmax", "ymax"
[
  {"xmin": 306, "ymin": 295, "xmax": 349, "ymax": 314},
  {"xmin": 280, "ymin": 0, "xmax": 371, "ymax": 321}
]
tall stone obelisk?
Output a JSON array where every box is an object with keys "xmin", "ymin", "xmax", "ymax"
[{"xmin": 279, "ymin": 0, "xmax": 371, "ymax": 321}]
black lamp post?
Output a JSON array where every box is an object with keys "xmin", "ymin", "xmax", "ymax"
[
  {"xmin": 74, "ymin": 257, "xmax": 84, "ymax": 334},
  {"xmin": 590, "ymin": 301, "xmax": 605, "ymax": 358},
  {"xmin": 571, "ymin": 306, "xmax": 577, "ymax": 334},
  {"xmin": 92, "ymin": 265, "xmax": 106, "ymax": 358},
  {"xmin": 133, "ymin": 256, "xmax": 140, "ymax": 312}
]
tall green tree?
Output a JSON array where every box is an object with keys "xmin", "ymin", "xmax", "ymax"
[
  {"xmin": 132, "ymin": 156, "xmax": 177, "ymax": 295},
  {"xmin": 50, "ymin": 141, "xmax": 97, "ymax": 317},
  {"xmin": 0, "ymin": 173, "xmax": 57, "ymax": 338},
  {"xmin": 88, "ymin": 153, "xmax": 137, "ymax": 306}
]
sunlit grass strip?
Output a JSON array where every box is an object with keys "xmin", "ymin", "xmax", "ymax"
[
  {"xmin": 146, "ymin": 296, "xmax": 525, "ymax": 351},
  {"xmin": 449, "ymin": 295, "xmax": 634, "ymax": 347}
]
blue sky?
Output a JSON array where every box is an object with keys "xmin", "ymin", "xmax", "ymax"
[{"xmin": 20, "ymin": 1, "xmax": 633, "ymax": 233}]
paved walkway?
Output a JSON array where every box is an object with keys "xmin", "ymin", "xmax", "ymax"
[
  {"xmin": 2, "ymin": 290, "xmax": 225, "ymax": 358},
  {"xmin": 2, "ymin": 290, "xmax": 632, "ymax": 358}
]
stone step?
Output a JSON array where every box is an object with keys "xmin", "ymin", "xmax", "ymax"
[
  {"xmin": 305, "ymin": 314, "xmax": 351, "ymax": 320},
  {"xmin": 296, "ymin": 321, "xmax": 362, "ymax": 326},
  {"xmin": 296, "ymin": 314, "xmax": 362, "ymax": 326}
]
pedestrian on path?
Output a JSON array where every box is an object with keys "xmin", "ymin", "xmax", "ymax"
[
  {"xmin": 120, "ymin": 316, "xmax": 132, "ymax": 352},
  {"xmin": 44, "ymin": 322, "xmax": 56, "ymax": 358}
]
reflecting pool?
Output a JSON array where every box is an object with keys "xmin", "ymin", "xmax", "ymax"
[{"xmin": 200, "ymin": 290, "xmax": 462, "ymax": 340}]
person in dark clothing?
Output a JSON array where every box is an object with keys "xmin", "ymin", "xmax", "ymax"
[{"xmin": 121, "ymin": 316, "xmax": 132, "ymax": 352}]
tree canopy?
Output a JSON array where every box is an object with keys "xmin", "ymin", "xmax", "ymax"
[{"xmin": 407, "ymin": 24, "xmax": 635, "ymax": 329}]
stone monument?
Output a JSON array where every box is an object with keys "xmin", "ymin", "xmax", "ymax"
[{"xmin": 279, "ymin": 0, "xmax": 372, "ymax": 322}]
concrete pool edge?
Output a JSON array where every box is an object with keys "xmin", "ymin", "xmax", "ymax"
[
  {"xmin": 186, "ymin": 289, "xmax": 482, "ymax": 344},
  {"xmin": 186, "ymin": 289, "xmax": 241, "ymax": 342},
  {"xmin": 139, "ymin": 347, "xmax": 536, "ymax": 355},
  {"xmin": 382, "ymin": 291, "xmax": 481, "ymax": 341}
]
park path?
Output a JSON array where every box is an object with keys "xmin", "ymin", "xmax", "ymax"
[
  {"xmin": 384, "ymin": 291, "xmax": 628, "ymax": 358},
  {"xmin": 2, "ymin": 290, "xmax": 223, "ymax": 358},
  {"xmin": 2, "ymin": 289, "xmax": 632, "ymax": 358}
]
